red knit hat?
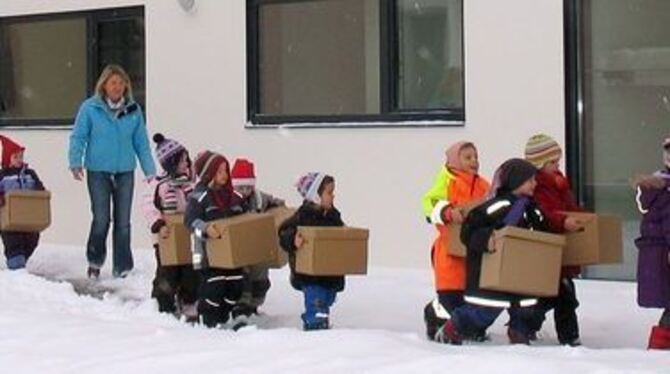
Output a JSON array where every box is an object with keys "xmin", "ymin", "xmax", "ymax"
[
  {"xmin": 194, "ymin": 150, "xmax": 227, "ymax": 183},
  {"xmin": 0, "ymin": 135, "xmax": 25, "ymax": 168},
  {"xmin": 231, "ymin": 158, "xmax": 256, "ymax": 188}
]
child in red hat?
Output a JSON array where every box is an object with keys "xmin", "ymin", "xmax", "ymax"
[
  {"xmin": 230, "ymin": 158, "xmax": 285, "ymax": 319},
  {"xmin": 0, "ymin": 135, "xmax": 46, "ymax": 270}
]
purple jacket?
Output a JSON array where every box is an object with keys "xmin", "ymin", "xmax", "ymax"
[{"xmin": 635, "ymin": 171, "xmax": 670, "ymax": 308}]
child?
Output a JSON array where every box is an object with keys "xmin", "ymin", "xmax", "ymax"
[
  {"xmin": 634, "ymin": 137, "xmax": 670, "ymax": 350},
  {"xmin": 278, "ymin": 172, "xmax": 344, "ymax": 330},
  {"xmin": 142, "ymin": 133, "xmax": 199, "ymax": 320},
  {"xmin": 523, "ymin": 134, "xmax": 583, "ymax": 346},
  {"xmin": 230, "ymin": 158, "xmax": 285, "ymax": 318},
  {"xmin": 184, "ymin": 150, "xmax": 245, "ymax": 328},
  {"xmin": 435, "ymin": 158, "xmax": 548, "ymax": 345},
  {"xmin": 421, "ymin": 141, "xmax": 490, "ymax": 341},
  {"xmin": 0, "ymin": 135, "xmax": 45, "ymax": 270}
]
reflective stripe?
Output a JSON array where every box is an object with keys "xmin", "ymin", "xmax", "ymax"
[
  {"xmin": 208, "ymin": 275, "xmax": 244, "ymax": 283},
  {"xmin": 464, "ymin": 295, "xmax": 510, "ymax": 308},
  {"xmin": 197, "ymin": 191, "xmax": 208, "ymax": 203},
  {"xmin": 636, "ymin": 187, "xmax": 649, "ymax": 214},
  {"xmin": 205, "ymin": 299, "xmax": 220, "ymax": 307},
  {"xmin": 431, "ymin": 200, "xmax": 450, "ymax": 225},
  {"xmin": 486, "ymin": 201, "xmax": 511, "ymax": 215},
  {"xmin": 315, "ymin": 312, "xmax": 329, "ymax": 318},
  {"xmin": 519, "ymin": 299, "xmax": 538, "ymax": 307},
  {"xmin": 432, "ymin": 298, "xmax": 451, "ymax": 319},
  {"xmin": 223, "ymin": 298, "xmax": 237, "ymax": 305}
]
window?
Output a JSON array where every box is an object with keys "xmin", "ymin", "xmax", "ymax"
[
  {"xmin": 565, "ymin": 0, "xmax": 670, "ymax": 280},
  {"xmin": 0, "ymin": 7, "xmax": 144, "ymax": 128},
  {"xmin": 247, "ymin": 0, "xmax": 464, "ymax": 125}
]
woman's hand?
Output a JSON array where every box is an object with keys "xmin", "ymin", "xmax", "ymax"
[
  {"xmin": 71, "ymin": 168, "xmax": 85, "ymax": 181},
  {"xmin": 450, "ymin": 208, "xmax": 465, "ymax": 224},
  {"xmin": 487, "ymin": 232, "xmax": 499, "ymax": 253}
]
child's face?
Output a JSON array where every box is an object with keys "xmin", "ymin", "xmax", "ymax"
[
  {"xmin": 9, "ymin": 151, "xmax": 24, "ymax": 167},
  {"xmin": 459, "ymin": 146, "xmax": 479, "ymax": 174},
  {"xmin": 176, "ymin": 152, "xmax": 190, "ymax": 176},
  {"xmin": 513, "ymin": 176, "xmax": 537, "ymax": 197},
  {"xmin": 319, "ymin": 182, "xmax": 335, "ymax": 209},
  {"xmin": 541, "ymin": 157, "xmax": 561, "ymax": 174},
  {"xmin": 664, "ymin": 146, "xmax": 670, "ymax": 168},
  {"xmin": 210, "ymin": 162, "xmax": 229, "ymax": 187}
]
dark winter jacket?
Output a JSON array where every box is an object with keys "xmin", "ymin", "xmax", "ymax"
[
  {"xmin": 0, "ymin": 165, "xmax": 45, "ymax": 198},
  {"xmin": 635, "ymin": 171, "xmax": 670, "ymax": 308},
  {"xmin": 278, "ymin": 201, "xmax": 345, "ymax": 292},
  {"xmin": 460, "ymin": 193, "xmax": 549, "ymax": 307},
  {"xmin": 184, "ymin": 182, "xmax": 244, "ymax": 271}
]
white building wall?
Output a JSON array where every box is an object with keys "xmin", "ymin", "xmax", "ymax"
[{"xmin": 0, "ymin": 0, "xmax": 565, "ymax": 269}]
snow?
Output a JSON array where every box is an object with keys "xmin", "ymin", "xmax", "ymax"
[{"xmin": 1, "ymin": 244, "xmax": 669, "ymax": 373}]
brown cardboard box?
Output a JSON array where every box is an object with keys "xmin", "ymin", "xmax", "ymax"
[
  {"xmin": 562, "ymin": 212, "xmax": 622, "ymax": 266},
  {"xmin": 296, "ymin": 227, "xmax": 369, "ymax": 275},
  {"xmin": 480, "ymin": 227, "xmax": 565, "ymax": 297},
  {"xmin": 206, "ymin": 213, "xmax": 276, "ymax": 269},
  {"xmin": 158, "ymin": 214, "xmax": 192, "ymax": 266},
  {"xmin": 265, "ymin": 206, "xmax": 296, "ymax": 269},
  {"xmin": 445, "ymin": 200, "xmax": 485, "ymax": 257},
  {"xmin": 0, "ymin": 190, "xmax": 51, "ymax": 232}
]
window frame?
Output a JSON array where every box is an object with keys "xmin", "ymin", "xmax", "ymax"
[
  {"xmin": 0, "ymin": 6, "xmax": 144, "ymax": 129},
  {"xmin": 247, "ymin": 0, "xmax": 465, "ymax": 127}
]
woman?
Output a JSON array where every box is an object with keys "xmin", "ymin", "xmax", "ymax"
[{"xmin": 68, "ymin": 64, "xmax": 156, "ymax": 279}]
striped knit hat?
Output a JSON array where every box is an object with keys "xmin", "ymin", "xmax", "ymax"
[
  {"xmin": 194, "ymin": 150, "xmax": 227, "ymax": 183},
  {"xmin": 524, "ymin": 134, "xmax": 562, "ymax": 169},
  {"xmin": 153, "ymin": 133, "xmax": 186, "ymax": 174},
  {"xmin": 295, "ymin": 172, "xmax": 327, "ymax": 205},
  {"xmin": 231, "ymin": 158, "xmax": 256, "ymax": 188}
]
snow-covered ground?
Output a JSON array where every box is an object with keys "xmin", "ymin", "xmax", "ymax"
[{"xmin": 0, "ymin": 244, "xmax": 668, "ymax": 374}]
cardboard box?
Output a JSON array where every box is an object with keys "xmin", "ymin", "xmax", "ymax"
[
  {"xmin": 158, "ymin": 214, "xmax": 192, "ymax": 266},
  {"xmin": 296, "ymin": 226, "xmax": 369, "ymax": 275},
  {"xmin": 265, "ymin": 206, "xmax": 296, "ymax": 269},
  {"xmin": 206, "ymin": 213, "xmax": 276, "ymax": 269},
  {"xmin": 480, "ymin": 227, "xmax": 565, "ymax": 297},
  {"xmin": 0, "ymin": 190, "xmax": 51, "ymax": 232},
  {"xmin": 562, "ymin": 212, "xmax": 623, "ymax": 266},
  {"xmin": 445, "ymin": 200, "xmax": 484, "ymax": 257}
]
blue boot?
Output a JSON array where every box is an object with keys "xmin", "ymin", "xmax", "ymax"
[{"xmin": 7, "ymin": 255, "xmax": 26, "ymax": 270}]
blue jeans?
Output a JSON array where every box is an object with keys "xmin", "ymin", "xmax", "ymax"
[
  {"xmin": 86, "ymin": 171, "xmax": 134, "ymax": 276},
  {"xmin": 302, "ymin": 284, "xmax": 337, "ymax": 326}
]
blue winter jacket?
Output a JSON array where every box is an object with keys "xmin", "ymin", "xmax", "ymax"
[{"xmin": 68, "ymin": 96, "xmax": 156, "ymax": 176}]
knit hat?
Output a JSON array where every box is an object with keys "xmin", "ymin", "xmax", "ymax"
[
  {"xmin": 231, "ymin": 158, "xmax": 256, "ymax": 188},
  {"xmin": 445, "ymin": 141, "xmax": 476, "ymax": 171},
  {"xmin": 194, "ymin": 150, "xmax": 227, "ymax": 183},
  {"xmin": 295, "ymin": 172, "xmax": 327, "ymax": 205},
  {"xmin": 0, "ymin": 135, "xmax": 25, "ymax": 169},
  {"xmin": 498, "ymin": 158, "xmax": 538, "ymax": 193},
  {"xmin": 525, "ymin": 134, "xmax": 562, "ymax": 169},
  {"xmin": 153, "ymin": 133, "xmax": 186, "ymax": 174}
]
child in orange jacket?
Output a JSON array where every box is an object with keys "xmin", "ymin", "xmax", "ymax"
[{"xmin": 421, "ymin": 141, "xmax": 490, "ymax": 341}]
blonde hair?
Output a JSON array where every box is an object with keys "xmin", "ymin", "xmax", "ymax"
[{"xmin": 94, "ymin": 64, "xmax": 133, "ymax": 100}]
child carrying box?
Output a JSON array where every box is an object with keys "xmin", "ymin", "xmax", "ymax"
[
  {"xmin": 0, "ymin": 135, "xmax": 45, "ymax": 270},
  {"xmin": 184, "ymin": 150, "xmax": 245, "ymax": 328},
  {"xmin": 421, "ymin": 141, "xmax": 490, "ymax": 342},
  {"xmin": 434, "ymin": 158, "xmax": 549, "ymax": 345},
  {"xmin": 142, "ymin": 133, "xmax": 199, "ymax": 320},
  {"xmin": 230, "ymin": 158, "xmax": 286, "ymax": 318},
  {"xmin": 523, "ymin": 134, "xmax": 584, "ymax": 346},
  {"xmin": 278, "ymin": 172, "xmax": 344, "ymax": 331}
]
